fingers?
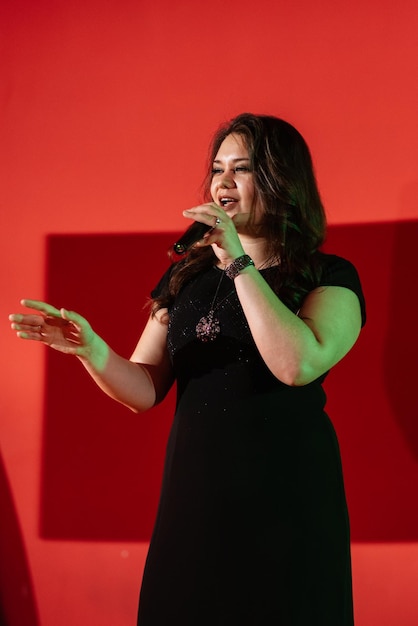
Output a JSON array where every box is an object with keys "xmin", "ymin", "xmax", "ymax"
[
  {"xmin": 9, "ymin": 301, "xmax": 82, "ymax": 341},
  {"xmin": 10, "ymin": 301, "xmax": 88, "ymax": 328},
  {"xmin": 9, "ymin": 316, "xmax": 45, "ymax": 341},
  {"xmin": 20, "ymin": 299, "xmax": 62, "ymax": 317},
  {"xmin": 9, "ymin": 313, "xmax": 45, "ymax": 326},
  {"xmin": 60, "ymin": 307, "xmax": 85, "ymax": 327},
  {"xmin": 182, "ymin": 204, "xmax": 231, "ymax": 240},
  {"xmin": 10, "ymin": 300, "xmax": 81, "ymax": 325},
  {"xmin": 183, "ymin": 203, "xmax": 227, "ymax": 226},
  {"xmin": 10, "ymin": 300, "xmax": 62, "ymax": 336},
  {"xmin": 9, "ymin": 310, "xmax": 45, "ymax": 339}
]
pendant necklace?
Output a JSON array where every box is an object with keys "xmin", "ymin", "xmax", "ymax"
[{"xmin": 195, "ymin": 269, "xmax": 233, "ymax": 342}]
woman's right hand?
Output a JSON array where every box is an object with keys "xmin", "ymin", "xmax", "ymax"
[
  {"xmin": 10, "ymin": 300, "xmax": 172, "ymax": 412},
  {"xmin": 9, "ymin": 299, "xmax": 95, "ymax": 357}
]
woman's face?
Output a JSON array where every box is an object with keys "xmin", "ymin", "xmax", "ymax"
[{"xmin": 210, "ymin": 133, "xmax": 263, "ymax": 226}]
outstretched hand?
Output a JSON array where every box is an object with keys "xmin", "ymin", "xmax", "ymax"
[{"xmin": 9, "ymin": 299, "xmax": 95, "ymax": 356}]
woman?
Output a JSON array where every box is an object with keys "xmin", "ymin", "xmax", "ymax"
[{"xmin": 10, "ymin": 113, "xmax": 365, "ymax": 625}]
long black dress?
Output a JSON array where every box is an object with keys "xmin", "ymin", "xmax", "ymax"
[{"xmin": 137, "ymin": 254, "xmax": 366, "ymax": 626}]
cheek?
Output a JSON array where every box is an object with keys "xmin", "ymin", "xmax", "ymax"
[
  {"xmin": 243, "ymin": 181, "xmax": 255, "ymax": 204},
  {"xmin": 209, "ymin": 180, "xmax": 216, "ymax": 201}
]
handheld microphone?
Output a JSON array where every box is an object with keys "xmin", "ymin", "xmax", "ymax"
[{"xmin": 173, "ymin": 221, "xmax": 213, "ymax": 255}]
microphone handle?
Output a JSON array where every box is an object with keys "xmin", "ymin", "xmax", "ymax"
[{"xmin": 173, "ymin": 221, "xmax": 213, "ymax": 254}]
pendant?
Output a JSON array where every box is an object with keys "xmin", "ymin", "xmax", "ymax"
[{"xmin": 196, "ymin": 310, "xmax": 221, "ymax": 342}]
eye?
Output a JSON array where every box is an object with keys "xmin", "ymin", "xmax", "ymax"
[
  {"xmin": 211, "ymin": 168, "xmax": 223, "ymax": 175},
  {"xmin": 234, "ymin": 166, "xmax": 251, "ymax": 173}
]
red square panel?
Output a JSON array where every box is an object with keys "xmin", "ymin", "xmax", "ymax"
[{"xmin": 40, "ymin": 224, "xmax": 418, "ymax": 541}]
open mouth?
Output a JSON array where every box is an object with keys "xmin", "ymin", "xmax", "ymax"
[{"xmin": 220, "ymin": 197, "xmax": 236, "ymax": 207}]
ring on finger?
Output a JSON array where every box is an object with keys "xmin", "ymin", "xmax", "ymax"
[{"xmin": 215, "ymin": 217, "xmax": 221, "ymax": 225}]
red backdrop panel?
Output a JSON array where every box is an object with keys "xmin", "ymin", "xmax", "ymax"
[
  {"xmin": 41, "ymin": 233, "xmax": 176, "ymax": 540},
  {"xmin": 41, "ymin": 222, "xmax": 418, "ymax": 541}
]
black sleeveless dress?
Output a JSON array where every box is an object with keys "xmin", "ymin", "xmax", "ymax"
[{"xmin": 137, "ymin": 254, "xmax": 366, "ymax": 626}]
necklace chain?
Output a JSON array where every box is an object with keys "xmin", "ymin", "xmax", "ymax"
[
  {"xmin": 196, "ymin": 269, "xmax": 233, "ymax": 342},
  {"xmin": 195, "ymin": 258, "xmax": 280, "ymax": 342}
]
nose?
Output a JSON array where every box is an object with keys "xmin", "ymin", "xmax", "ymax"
[{"xmin": 217, "ymin": 169, "xmax": 236, "ymax": 189}]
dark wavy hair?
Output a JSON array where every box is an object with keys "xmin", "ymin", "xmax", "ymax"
[{"xmin": 153, "ymin": 113, "xmax": 327, "ymax": 313}]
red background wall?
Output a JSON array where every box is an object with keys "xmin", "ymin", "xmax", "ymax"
[{"xmin": 1, "ymin": 1, "xmax": 418, "ymax": 624}]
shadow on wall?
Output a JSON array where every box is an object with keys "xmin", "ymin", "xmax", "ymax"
[
  {"xmin": 323, "ymin": 220, "xmax": 418, "ymax": 541},
  {"xmin": 39, "ymin": 223, "xmax": 418, "ymax": 542},
  {"xmin": 0, "ymin": 450, "xmax": 40, "ymax": 625},
  {"xmin": 383, "ymin": 219, "xmax": 418, "ymax": 458}
]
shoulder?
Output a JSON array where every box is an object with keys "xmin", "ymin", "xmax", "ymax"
[
  {"xmin": 318, "ymin": 252, "xmax": 366, "ymax": 326},
  {"xmin": 319, "ymin": 252, "xmax": 359, "ymax": 283},
  {"xmin": 150, "ymin": 260, "xmax": 185, "ymax": 299}
]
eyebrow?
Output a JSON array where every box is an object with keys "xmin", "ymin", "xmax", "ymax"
[{"xmin": 213, "ymin": 157, "xmax": 250, "ymax": 164}]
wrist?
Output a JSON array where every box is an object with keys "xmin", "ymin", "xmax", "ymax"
[
  {"xmin": 77, "ymin": 332, "xmax": 109, "ymax": 372},
  {"xmin": 225, "ymin": 254, "xmax": 255, "ymax": 280}
]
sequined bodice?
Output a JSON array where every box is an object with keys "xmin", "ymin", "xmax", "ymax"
[{"xmin": 167, "ymin": 266, "xmax": 292, "ymax": 404}]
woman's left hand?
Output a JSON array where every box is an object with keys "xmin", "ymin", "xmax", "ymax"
[{"xmin": 183, "ymin": 203, "xmax": 246, "ymax": 266}]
